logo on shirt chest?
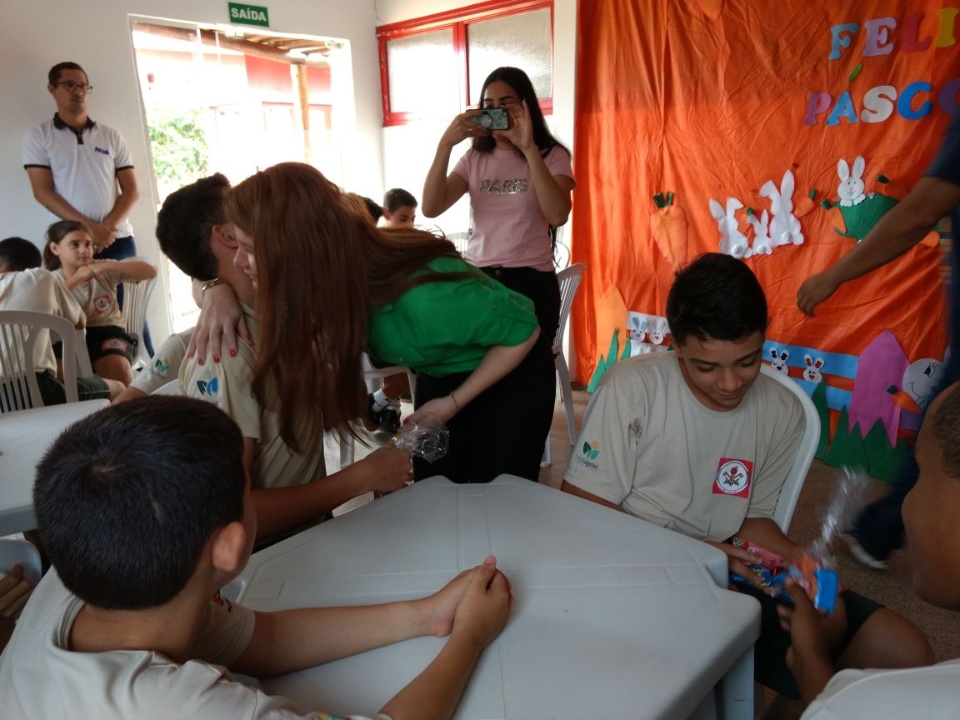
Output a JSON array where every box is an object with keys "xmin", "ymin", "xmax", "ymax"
[
  {"xmin": 713, "ymin": 458, "xmax": 753, "ymax": 498},
  {"xmin": 479, "ymin": 178, "xmax": 529, "ymax": 194},
  {"xmin": 94, "ymin": 146, "xmax": 110, "ymax": 156},
  {"xmin": 93, "ymin": 293, "xmax": 113, "ymax": 315}
]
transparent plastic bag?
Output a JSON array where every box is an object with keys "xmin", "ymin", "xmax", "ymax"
[
  {"xmin": 788, "ymin": 467, "xmax": 870, "ymax": 612},
  {"xmin": 728, "ymin": 467, "xmax": 868, "ymax": 612},
  {"xmin": 818, "ymin": 467, "xmax": 871, "ymax": 548},
  {"xmin": 393, "ymin": 414, "xmax": 450, "ymax": 463}
]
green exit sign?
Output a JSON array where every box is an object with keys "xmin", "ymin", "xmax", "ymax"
[{"xmin": 228, "ymin": 2, "xmax": 270, "ymax": 27}]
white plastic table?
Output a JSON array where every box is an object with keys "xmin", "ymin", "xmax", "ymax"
[
  {"xmin": 235, "ymin": 475, "xmax": 760, "ymax": 719},
  {"xmin": 0, "ymin": 399, "xmax": 109, "ymax": 534}
]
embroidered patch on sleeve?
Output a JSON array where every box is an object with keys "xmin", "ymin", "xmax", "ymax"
[{"xmin": 713, "ymin": 458, "xmax": 753, "ymax": 499}]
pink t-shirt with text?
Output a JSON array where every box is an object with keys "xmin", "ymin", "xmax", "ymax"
[{"xmin": 453, "ymin": 145, "xmax": 574, "ymax": 271}]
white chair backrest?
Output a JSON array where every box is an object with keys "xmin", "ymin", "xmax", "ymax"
[
  {"xmin": 0, "ymin": 310, "xmax": 81, "ymax": 411},
  {"xmin": 0, "ymin": 537, "xmax": 42, "ymax": 585},
  {"xmin": 760, "ymin": 364, "xmax": 821, "ymax": 532},
  {"xmin": 554, "ymin": 263, "xmax": 585, "ymax": 355},
  {"xmin": 153, "ymin": 379, "xmax": 181, "ymax": 396},
  {"xmin": 361, "ymin": 352, "xmax": 417, "ymax": 396},
  {"xmin": 75, "ymin": 327, "xmax": 94, "ymax": 377},
  {"xmin": 122, "ymin": 257, "xmax": 158, "ymax": 367}
]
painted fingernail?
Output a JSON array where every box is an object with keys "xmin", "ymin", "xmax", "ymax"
[
  {"xmin": 213, "ymin": 354, "xmax": 221, "ymax": 363},
  {"xmin": 229, "ymin": 349, "xmax": 237, "ymax": 357}
]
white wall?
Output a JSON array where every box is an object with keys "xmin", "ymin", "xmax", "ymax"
[
  {"xmin": 373, "ymin": 0, "xmax": 578, "ymax": 237},
  {"xmin": 0, "ymin": 0, "xmax": 384, "ymax": 341}
]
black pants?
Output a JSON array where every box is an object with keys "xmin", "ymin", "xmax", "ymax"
[
  {"xmin": 95, "ymin": 235, "xmax": 153, "ymax": 357},
  {"xmin": 412, "ymin": 335, "xmax": 555, "ymax": 484},
  {"xmin": 481, "ymin": 266, "xmax": 561, "ymax": 347}
]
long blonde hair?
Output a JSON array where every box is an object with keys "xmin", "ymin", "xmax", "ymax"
[{"xmin": 224, "ymin": 162, "xmax": 464, "ymax": 452}]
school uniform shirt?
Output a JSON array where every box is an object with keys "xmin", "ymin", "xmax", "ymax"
[
  {"xmin": 563, "ymin": 352, "xmax": 804, "ymax": 541},
  {"xmin": 131, "ymin": 329, "xmax": 192, "ymax": 395},
  {"xmin": 0, "ymin": 571, "xmax": 390, "ymax": 720},
  {"xmin": 179, "ymin": 304, "xmax": 326, "ymax": 489},
  {"xmin": 54, "ymin": 265, "xmax": 126, "ymax": 328},
  {"xmin": 22, "ymin": 114, "xmax": 134, "ymax": 238},
  {"xmin": 800, "ymin": 659, "xmax": 960, "ymax": 719},
  {"xmin": 0, "ymin": 267, "xmax": 83, "ymax": 373},
  {"xmin": 366, "ymin": 255, "xmax": 539, "ymax": 376},
  {"xmin": 453, "ymin": 145, "xmax": 575, "ymax": 271}
]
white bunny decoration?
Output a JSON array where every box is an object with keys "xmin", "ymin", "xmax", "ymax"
[
  {"xmin": 837, "ymin": 156, "xmax": 866, "ymax": 207},
  {"xmin": 803, "ymin": 354, "xmax": 824, "ymax": 383},
  {"xmin": 650, "ymin": 319, "xmax": 666, "ymax": 345},
  {"xmin": 769, "ymin": 347, "xmax": 790, "ymax": 375},
  {"xmin": 746, "ymin": 209, "xmax": 773, "ymax": 256},
  {"xmin": 709, "ymin": 197, "xmax": 751, "ymax": 259},
  {"xmin": 759, "ymin": 170, "xmax": 804, "ymax": 246}
]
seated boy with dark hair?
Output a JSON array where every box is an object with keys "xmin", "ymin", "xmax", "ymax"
[
  {"xmin": 0, "ymin": 236, "xmax": 122, "ymax": 404},
  {"xmin": 382, "ymin": 188, "xmax": 418, "ymax": 230},
  {"xmin": 0, "ymin": 397, "xmax": 512, "ymax": 719},
  {"xmin": 562, "ymin": 253, "xmax": 931, "ymax": 713}
]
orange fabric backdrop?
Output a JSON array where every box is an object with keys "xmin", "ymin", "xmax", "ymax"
[{"xmin": 571, "ymin": 0, "xmax": 959, "ymax": 384}]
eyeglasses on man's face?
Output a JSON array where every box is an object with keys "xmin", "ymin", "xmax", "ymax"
[{"xmin": 54, "ymin": 80, "xmax": 93, "ymax": 94}]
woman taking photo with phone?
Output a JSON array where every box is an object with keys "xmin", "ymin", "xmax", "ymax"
[{"xmin": 422, "ymin": 66, "xmax": 575, "ymax": 345}]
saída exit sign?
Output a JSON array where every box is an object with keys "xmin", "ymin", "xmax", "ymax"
[{"xmin": 228, "ymin": 2, "xmax": 270, "ymax": 28}]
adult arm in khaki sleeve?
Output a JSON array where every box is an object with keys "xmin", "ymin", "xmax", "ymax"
[{"xmin": 243, "ymin": 438, "xmax": 413, "ymax": 540}]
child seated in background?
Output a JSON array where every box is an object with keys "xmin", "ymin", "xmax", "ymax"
[
  {"xmin": 368, "ymin": 188, "xmax": 420, "ymax": 431},
  {"xmin": 43, "ymin": 220, "xmax": 156, "ymax": 386},
  {"xmin": 0, "ymin": 397, "xmax": 512, "ymax": 720},
  {"xmin": 382, "ymin": 188, "xmax": 418, "ymax": 229},
  {"xmin": 0, "ymin": 236, "xmax": 121, "ymax": 403}
]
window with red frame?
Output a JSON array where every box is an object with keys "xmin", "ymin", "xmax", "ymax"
[{"xmin": 377, "ymin": 0, "xmax": 553, "ymax": 127}]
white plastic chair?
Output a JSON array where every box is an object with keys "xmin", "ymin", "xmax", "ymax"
[
  {"xmin": 338, "ymin": 354, "xmax": 417, "ymax": 468},
  {"xmin": 543, "ymin": 263, "xmax": 586, "ymax": 467},
  {"xmin": 0, "ymin": 310, "xmax": 85, "ymax": 411},
  {"xmin": 122, "ymin": 257, "xmax": 158, "ymax": 369},
  {"xmin": 759, "ymin": 363, "xmax": 821, "ymax": 532},
  {"xmin": 152, "ymin": 379, "xmax": 181, "ymax": 396}
]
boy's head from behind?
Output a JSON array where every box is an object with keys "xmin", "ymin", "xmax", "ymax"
[
  {"xmin": 156, "ymin": 174, "xmax": 230, "ymax": 281},
  {"xmin": 34, "ymin": 397, "xmax": 248, "ymax": 610},
  {"xmin": 0, "ymin": 237, "xmax": 42, "ymax": 272},
  {"xmin": 903, "ymin": 381, "xmax": 960, "ymax": 610},
  {"xmin": 383, "ymin": 188, "xmax": 417, "ymax": 229},
  {"xmin": 666, "ymin": 253, "xmax": 768, "ymax": 411}
]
